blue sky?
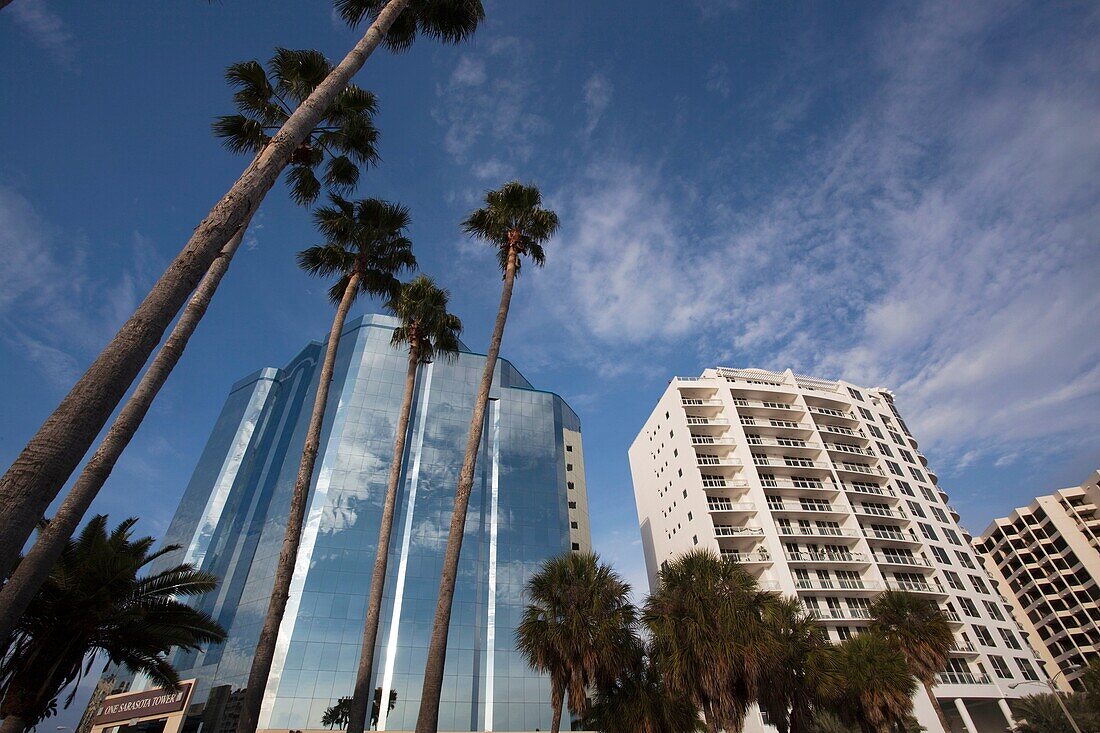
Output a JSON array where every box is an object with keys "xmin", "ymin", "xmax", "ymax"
[{"xmin": 2, "ymin": 0, "xmax": 1099, "ymax": 721}]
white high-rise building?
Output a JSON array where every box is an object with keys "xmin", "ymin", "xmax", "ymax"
[
  {"xmin": 974, "ymin": 470, "xmax": 1100, "ymax": 692},
  {"xmin": 628, "ymin": 367, "xmax": 1047, "ymax": 733}
]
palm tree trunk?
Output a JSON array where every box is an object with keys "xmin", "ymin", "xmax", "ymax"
[
  {"xmin": 414, "ymin": 248, "xmax": 518, "ymax": 733},
  {"xmin": 924, "ymin": 681, "xmax": 951, "ymax": 733},
  {"xmin": 0, "ymin": 220, "xmax": 252, "ymax": 645},
  {"xmin": 347, "ymin": 339, "xmax": 420, "ymax": 733},
  {"xmin": 550, "ymin": 684, "xmax": 564, "ymax": 733},
  {"xmin": 702, "ymin": 701, "xmax": 719, "ymax": 733},
  {"xmin": 0, "ymin": 0, "xmax": 413, "ymax": 584},
  {"xmin": 234, "ymin": 270, "xmax": 362, "ymax": 733},
  {"xmin": 0, "ymin": 715, "xmax": 27, "ymax": 733}
]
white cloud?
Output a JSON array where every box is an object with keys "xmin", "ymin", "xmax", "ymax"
[
  {"xmin": 513, "ymin": 0, "xmax": 1100, "ymax": 473},
  {"xmin": 8, "ymin": 0, "xmax": 75, "ymax": 69},
  {"xmin": 448, "ymin": 55, "xmax": 486, "ymax": 88},
  {"xmin": 582, "ymin": 73, "xmax": 612, "ymax": 136},
  {"xmin": 705, "ymin": 62, "xmax": 731, "ymax": 99}
]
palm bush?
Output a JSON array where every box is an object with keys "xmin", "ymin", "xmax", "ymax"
[
  {"xmin": 826, "ymin": 631, "xmax": 916, "ymax": 733},
  {"xmin": 0, "ymin": 517, "xmax": 225, "ymax": 733},
  {"xmin": 757, "ymin": 596, "xmax": 838, "ymax": 733},
  {"xmin": 516, "ymin": 552, "xmax": 637, "ymax": 732}
]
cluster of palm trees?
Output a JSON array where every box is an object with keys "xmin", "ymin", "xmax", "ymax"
[
  {"xmin": 0, "ymin": 2, "xmax": 592, "ymax": 733},
  {"xmin": 517, "ymin": 549, "xmax": 958, "ymax": 733}
]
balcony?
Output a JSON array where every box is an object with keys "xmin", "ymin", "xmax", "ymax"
[
  {"xmin": 824, "ymin": 442, "xmax": 876, "ymax": 456},
  {"xmin": 701, "ymin": 477, "xmax": 749, "ymax": 489},
  {"xmin": 766, "ymin": 500, "xmax": 841, "ymax": 515},
  {"xmin": 754, "ymin": 456, "xmax": 832, "ymax": 470},
  {"xmin": 808, "ymin": 608, "xmax": 874, "ymax": 622},
  {"xmin": 809, "ymin": 405, "xmax": 856, "ymax": 420},
  {"xmin": 697, "ymin": 456, "xmax": 742, "ymax": 467},
  {"xmin": 707, "ymin": 501, "xmax": 757, "ymax": 513},
  {"xmin": 935, "ymin": 672, "xmax": 991, "ymax": 686},
  {"xmin": 795, "ymin": 579, "xmax": 882, "ymax": 592},
  {"xmin": 944, "ymin": 610, "xmax": 962, "ymax": 624},
  {"xmin": 681, "ymin": 398, "xmax": 723, "ymax": 407},
  {"xmin": 886, "ymin": 580, "xmax": 946, "ymax": 595},
  {"xmin": 778, "ymin": 526, "xmax": 861, "ymax": 539},
  {"xmin": 713, "ymin": 525, "xmax": 764, "ymax": 537},
  {"xmin": 732, "ymin": 398, "xmax": 801, "ymax": 413},
  {"xmin": 873, "ymin": 553, "xmax": 932, "ymax": 568},
  {"xmin": 757, "ymin": 580, "xmax": 781, "ymax": 591},
  {"xmin": 843, "ymin": 483, "xmax": 896, "ymax": 498},
  {"xmin": 854, "ymin": 505, "xmax": 907, "ymax": 520},
  {"xmin": 816, "ymin": 423, "xmax": 867, "ymax": 439},
  {"xmin": 760, "ymin": 477, "xmax": 837, "ymax": 493},
  {"xmin": 745, "ymin": 436, "xmax": 822, "ymax": 451},
  {"xmin": 863, "ymin": 528, "xmax": 921, "ymax": 544},
  {"xmin": 951, "ymin": 642, "xmax": 977, "ymax": 654},
  {"xmin": 691, "ymin": 436, "xmax": 737, "ymax": 447},
  {"xmin": 786, "ymin": 551, "xmax": 869, "ymax": 564},
  {"xmin": 835, "ymin": 462, "xmax": 886, "ymax": 477},
  {"xmin": 740, "ymin": 416, "xmax": 813, "ymax": 432},
  {"xmin": 721, "ymin": 549, "xmax": 772, "ymax": 564}
]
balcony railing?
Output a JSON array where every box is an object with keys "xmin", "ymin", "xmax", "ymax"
[
  {"xmin": 767, "ymin": 501, "xmax": 838, "ymax": 513},
  {"xmin": 707, "ymin": 501, "xmax": 757, "ymax": 512},
  {"xmin": 837, "ymin": 463, "xmax": 886, "ymax": 476},
  {"xmin": 844, "ymin": 483, "xmax": 895, "ymax": 497},
  {"xmin": 786, "ymin": 551, "xmax": 867, "ymax": 563},
  {"xmin": 873, "ymin": 553, "xmax": 931, "ymax": 567},
  {"xmin": 721, "ymin": 550, "xmax": 772, "ymax": 563},
  {"xmin": 944, "ymin": 610, "xmax": 962, "ymax": 623},
  {"xmin": 809, "ymin": 608, "xmax": 874, "ymax": 621},
  {"xmin": 713, "ymin": 525, "xmax": 764, "ymax": 537},
  {"xmin": 697, "ymin": 456, "xmax": 741, "ymax": 466},
  {"xmin": 863, "ymin": 528, "xmax": 919, "ymax": 542},
  {"xmin": 686, "ymin": 416, "xmax": 729, "ymax": 426},
  {"xmin": 760, "ymin": 478, "xmax": 835, "ymax": 491},
  {"xmin": 951, "ymin": 642, "xmax": 976, "ymax": 653},
  {"xmin": 855, "ymin": 505, "xmax": 907, "ymax": 519},
  {"xmin": 935, "ymin": 672, "xmax": 991, "ymax": 686},
  {"xmin": 817, "ymin": 424, "xmax": 864, "ymax": 437},
  {"xmin": 733, "ymin": 398, "xmax": 800, "ymax": 411},
  {"xmin": 691, "ymin": 436, "xmax": 736, "ymax": 446},
  {"xmin": 740, "ymin": 417, "xmax": 810, "ymax": 429},
  {"xmin": 809, "ymin": 405, "xmax": 854, "ymax": 419},
  {"xmin": 795, "ymin": 579, "xmax": 882, "ymax": 591},
  {"xmin": 824, "ymin": 442, "xmax": 875, "ymax": 456},
  {"xmin": 745, "ymin": 437, "xmax": 821, "ymax": 449},
  {"xmin": 886, "ymin": 580, "xmax": 944, "ymax": 594},
  {"xmin": 754, "ymin": 456, "xmax": 831, "ymax": 469},
  {"xmin": 682, "ymin": 398, "xmax": 723, "ymax": 406},
  {"xmin": 701, "ymin": 477, "xmax": 749, "ymax": 489},
  {"xmin": 778, "ymin": 527, "xmax": 860, "ymax": 538}
]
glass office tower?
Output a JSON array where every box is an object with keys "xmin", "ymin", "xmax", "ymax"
[{"xmin": 147, "ymin": 314, "xmax": 591, "ymax": 732}]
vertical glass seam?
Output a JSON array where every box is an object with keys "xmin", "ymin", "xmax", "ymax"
[{"xmin": 485, "ymin": 399, "xmax": 501, "ymax": 731}]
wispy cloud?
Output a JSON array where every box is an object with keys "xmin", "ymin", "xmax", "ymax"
[
  {"xmin": 514, "ymin": 0, "xmax": 1100, "ymax": 473},
  {"xmin": 582, "ymin": 73, "xmax": 612, "ymax": 137},
  {"xmin": 8, "ymin": 0, "xmax": 76, "ymax": 69}
]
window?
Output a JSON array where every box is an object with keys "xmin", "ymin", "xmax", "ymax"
[
  {"xmin": 568, "ymin": 481, "xmax": 575, "ymax": 490},
  {"xmin": 983, "ymin": 601, "xmax": 1005, "ymax": 621},
  {"xmin": 930, "ymin": 546, "xmax": 951, "ymax": 565},
  {"xmin": 932, "ymin": 507, "xmax": 949, "ymax": 523},
  {"xmin": 910, "ymin": 467, "xmax": 927, "ymax": 482},
  {"xmin": 673, "ymin": 449, "xmax": 678, "ymax": 457},
  {"xmin": 868, "ymin": 424, "xmax": 884, "ymax": 439},
  {"xmin": 836, "ymin": 626, "xmax": 853, "ymax": 640},
  {"xmin": 958, "ymin": 598, "xmax": 980, "ymax": 617},
  {"xmin": 900, "ymin": 448, "xmax": 915, "ymax": 463},
  {"xmin": 858, "ymin": 407, "xmax": 875, "ymax": 421},
  {"xmin": 970, "ymin": 575, "xmax": 989, "ymax": 594},
  {"xmin": 956, "ymin": 551, "xmax": 976, "ymax": 569},
  {"xmin": 683, "ymin": 489, "xmax": 688, "ymax": 498},
  {"xmin": 944, "ymin": 571, "xmax": 964, "ymax": 591},
  {"xmin": 687, "ymin": 511, "xmax": 692, "ymax": 521},
  {"xmin": 1015, "ymin": 657, "xmax": 1040, "ymax": 681},
  {"xmin": 920, "ymin": 486, "xmax": 938, "ymax": 502},
  {"xmin": 907, "ymin": 501, "xmax": 927, "ymax": 519},
  {"xmin": 693, "ymin": 535, "xmax": 699, "ymax": 545},
  {"xmin": 944, "ymin": 529, "xmax": 961, "ymax": 545},
  {"xmin": 972, "ymin": 626, "xmax": 995, "ymax": 646},
  {"xmin": 567, "ymin": 463, "xmax": 574, "ymax": 471},
  {"xmin": 568, "ymin": 501, "xmax": 577, "ymax": 509},
  {"xmin": 919, "ymin": 523, "xmax": 938, "ymax": 541},
  {"xmin": 1000, "ymin": 629, "xmax": 1021, "ymax": 650},
  {"xmin": 566, "ymin": 444, "xmax": 573, "ymax": 452},
  {"xmin": 571, "ymin": 542, "xmax": 580, "ymax": 550},
  {"xmin": 571, "ymin": 521, "xmax": 578, "ymax": 529},
  {"xmin": 989, "ymin": 655, "xmax": 1012, "ymax": 679},
  {"xmin": 877, "ymin": 442, "xmax": 894, "ymax": 458},
  {"xmin": 896, "ymin": 480, "xmax": 915, "ymax": 497},
  {"xmin": 887, "ymin": 461, "xmax": 903, "ymax": 476},
  {"xmin": 677, "ymin": 468, "xmax": 683, "ymax": 478}
]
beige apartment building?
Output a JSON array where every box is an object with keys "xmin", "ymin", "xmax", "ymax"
[
  {"xmin": 629, "ymin": 367, "xmax": 1048, "ymax": 733},
  {"xmin": 974, "ymin": 471, "xmax": 1100, "ymax": 692}
]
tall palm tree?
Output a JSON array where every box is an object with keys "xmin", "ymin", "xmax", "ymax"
[
  {"xmin": 413, "ymin": 181, "xmax": 559, "ymax": 733},
  {"xmin": 643, "ymin": 549, "xmax": 778, "ymax": 733},
  {"xmin": 827, "ymin": 632, "xmax": 916, "ymax": 733},
  {"xmin": 582, "ymin": 640, "xmax": 705, "ymax": 733},
  {"xmin": 0, "ymin": 49, "xmax": 383, "ymax": 648},
  {"xmin": 346, "ymin": 275, "xmax": 462, "ymax": 733},
  {"xmin": 0, "ymin": 516, "xmax": 225, "ymax": 733},
  {"xmin": 757, "ymin": 597, "xmax": 837, "ymax": 733},
  {"xmin": 0, "ymin": 0, "xmax": 483, "ymax": 591},
  {"xmin": 515, "ymin": 552, "xmax": 637, "ymax": 733},
  {"xmin": 236, "ymin": 196, "xmax": 416, "ymax": 733},
  {"xmin": 870, "ymin": 590, "xmax": 954, "ymax": 733}
]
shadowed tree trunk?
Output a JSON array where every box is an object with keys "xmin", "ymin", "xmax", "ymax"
[
  {"xmin": 235, "ymin": 268, "xmax": 362, "ymax": 733},
  {"xmin": 0, "ymin": 0, "xmax": 413, "ymax": 584},
  {"xmin": 414, "ymin": 247, "xmax": 518, "ymax": 733},
  {"xmin": 550, "ymin": 684, "xmax": 564, "ymax": 733},
  {"xmin": 924, "ymin": 682, "xmax": 951, "ymax": 733},
  {"xmin": 0, "ymin": 218, "xmax": 252, "ymax": 644},
  {"xmin": 347, "ymin": 335, "xmax": 420, "ymax": 733}
]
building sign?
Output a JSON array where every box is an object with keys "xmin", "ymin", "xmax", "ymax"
[{"xmin": 91, "ymin": 682, "xmax": 194, "ymax": 725}]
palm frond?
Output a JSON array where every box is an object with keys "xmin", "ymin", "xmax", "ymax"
[
  {"xmin": 286, "ymin": 165, "xmax": 323, "ymax": 207},
  {"xmin": 211, "ymin": 114, "xmax": 269, "ymax": 154}
]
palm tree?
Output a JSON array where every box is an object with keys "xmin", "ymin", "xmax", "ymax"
[
  {"xmin": 322, "ymin": 698, "xmax": 352, "ymax": 730},
  {"xmin": 757, "ymin": 597, "xmax": 837, "ymax": 733},
  {"xmin": 346, "ymin": 276, "xmax": 462, "ymax": 733},
  {"xmin": 413, "ymin": 181, "xmax": 558, "ymax": 733},
  {"xmin": 582, "ymin": 640, "xmax": 704, "ymax": 733},
  {"xmin": 870, "ymin": 590, "xmax": 954, "ymax": 733},
  {"xmin": 236, "ymin": 196, "xmax": 416, "ymax": 733},
  {"xmin": 827, "ymin": 632, "xmax": 916, "ymax": 733},
  {"xmin": 0, "ymin": 516, "xmax": 225, "ymax": 733},
  {"xmin": 1013, "ymin": 693, "xmax": 1099, "ymax": 733},
  {"xmin": 0, "ymin": 49, "xmax": 383, "ymax": 649},
  {"xmin": 515, "ymin": 552, "xmax": 637, "ymax": 733},
  {"xmin": 643, "ymin": 549, "xmax": 778, "ymax": 733},
  {"xmin": 0, "ymin": 0, "xmax": 483, "ymax": 593}
]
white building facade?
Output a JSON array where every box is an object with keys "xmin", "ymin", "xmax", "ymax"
[
  {"xmin": 974, "ymin": 470, "xmax": 1100, "ymax": 692},
  {"xmin": 628, "ymin": 367, "xmax": 1047, "ymax": 733}
]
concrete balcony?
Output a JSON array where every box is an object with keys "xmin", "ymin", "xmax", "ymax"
[
  {"xmin": 824, "ymin": 442, "xmax": 875, "ymax": 456},
  {"xmin": 835, "ymin": 462, "xmax": 886, "ymax": 477},
  {"xmin": 696, "ymin": 456, "xmax": 742, "ymax": 468},
  {"xmin": 808, "ymin": 405, "xmax": 857, "ymax": 421},
  {"xmin": 816, "ymin": 423, "xmax": 868, "ymax": 440},
  {"xmin": 795, "ymin": 579, "xmax": 883, "ymax": 592},
  {"xmin": 863, "ymin": 528, "xmax": 921, "ymax": 545},
  {"xmin": 713, "ymin": 525, "xmax": 764, "ymax": 537},
  {"xmin": 766, "ymin": 500, "xmax": 843, "ymax": 516},
  {"xmin": 760, "ymin": 477, "xmax": 838, "ymax": 493},
  {"xmin": 701, "ymin": 477, "xmax": 749, "ymax": 489},
  {"xmin": 707, "ymin": 501, "xmax": 757, "ymax": 513},
  {"xmin": 873, "ymin": 553, "xmax": 932, "ymax": 568},
  {"xmin": 721, "ymin": 549, "xmax": 772, "ymax": 564},
  {"xmin": 854, "ymin": 505, "xmax": 907, "ymax": 520},
  {"xmin": 733, "ymin": 398, "xmax": 802, "ymax": 414},
  {"xmin": 778, "ymin": 527, "xmax": 861, "ymax": 540},
  {"xmin": 745, "ymin": 437, "xmax": 822, "ymax": 451},
  {"xmin": 935, "ymin": 672, "xmax": 991, "ymax": 686},
  {"xmin": 785, "ymin": 551, "xmax": 869, "ymax": 566},
  {"xmin": 681, "ymin": 398, "xmax": 723, "ymax": 407},
  {"xmin": 753, "ymin": 456, "xmax": 832, "ymax": 470},
  {"xmin": 809, "ymin": 608, "xmax": 874, "ymax": 622},
  {"xmin": 691, "ymin": 436, "xmax": 737, "ymax": 447},
  {"xmin": 843, "ymin": 482, "xmax": 896, "ymax": 498},
  {"xmin": 886, "ymin": 580, "xmax": 946, "ymax": 596}
]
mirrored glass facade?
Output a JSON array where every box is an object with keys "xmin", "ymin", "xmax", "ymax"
[{"xmin": 142, "ymin": 314, "xmax": 590, "ymax": 732}]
